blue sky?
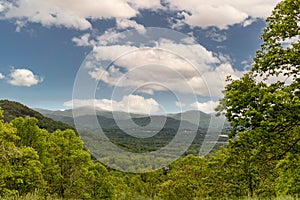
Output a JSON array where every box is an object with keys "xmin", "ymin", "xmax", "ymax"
[{"xmin": 0, "ymin": 0, "xmax": 281, "ymax": 113}]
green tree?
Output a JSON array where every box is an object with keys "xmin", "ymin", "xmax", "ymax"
[
  {"xmin": 0, "ymin": 110, "xmax": 19, "ymax": 196},
  {"xmin": 0, "ymin": 110, "xmax": 118, "ymax": 199},
  {"xmin": 8, "ymin": 146, "xmax": 45, "ymax": 195},
  {"xmin": 0, "ymin": 111, "xmax": 45, "ymax": 196},
  {"xmin": 129, "ymin": 169, "xmax": 165, "ymax": 199},
  {"xmin": 46, "ymin": 129, "xmax": 93, "ymax": 198},
  {"xmin": 84, "ymin": 162, "xmax": 115, "ymax": 199},
  {"xmin": 157, "ymin": 155, "xmax": 209, "ymax": 200},
  {"xmin": 216, "ymin": 0, "xmax": 300, "ymax": 197},
  {"xmin": 253, "ymin": 0, "xmax": 299, "ymax": 78},
  {"xmin": 276, "ymin": 144, "xmax": 300, "ymax": 196}
]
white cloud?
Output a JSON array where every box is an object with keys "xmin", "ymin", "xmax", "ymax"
[
  {"xmin": 183, "ymin": 5, "xmax": 247, "ymax": 29},
  {"xmin": 242, "ymin": 18, "xmax": 257, "ymax": 27},
  {"xmin": 72, "ymin": 33, "xmax": 91, "ymax": 46},
  {"xmin": 64, "ymin": 94, "xmax": 159, "ymax": 114},
  {"xmin": 2, "ymin": 0, "xmax": 138, "ymax": 30},
  {"xmin": 88, "ymin": 65, "xmax": 124, "ymax": 83},
  {"xmin": 0, "ymin": 4, "xmax": 4, "ymax": 12},
  {"xmin": 0, "ymin": 73, "xmax": 4, "ymax": 79},
  {"xmin": 241, "ymin": 60, "xmax": 252, "ymax": 71},
  {"xmin": 175, "ymin": 101, "xmax": 186, "ymax": 108},
  {"xmin": 116, "ymin": 18, "xmax": 146, "ymax": 33},
  {"xmin": 72, "ymin": 30, "xmax": 128, "ymax": 47},
  {"xmin": 166, "ymin": 0, "xmax": 281, "ymax": 29},
  {"xmin": 96, "ymin": 29, "xmax": 127, "ymax": 46},
  {"xmin": 0, "ymin": 0, "xmax": 10, "ymax": 13},
  {"xmin": 86, "ymin": 39, "xmax": 247, "ymax": 97},
  {"xmin": 1, "ymin": 0, "xmax": 279, "ymax": 30},
  {"xmin": 15, "ymin": 20, "xmax": 27, "ymax": 32},
  {"xmin": 127, "ymin": 0, "xmax": 162, "ymax": 10},
  {"xmin": 206, "ymin": 29, "xmax": 227, "ymax": 42},
  {"xmin": 7, "ymin": 68, "xmax": 43, "ymax": 87},
  {"xmin": 93, "ymin": 45, "xmax": 138, "ymax": 61},
  {"xmin": 191, "ymin": 100, "xmax": 219, "ymax": 113}
]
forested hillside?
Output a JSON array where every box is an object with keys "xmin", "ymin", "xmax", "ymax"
[
  {"xmin": 0, "ymin": 100, "xmax": 74, "ymax": 132},
  {"xmin": 0, "ymin": 107, "xmax": 298, "ymax": 199}
]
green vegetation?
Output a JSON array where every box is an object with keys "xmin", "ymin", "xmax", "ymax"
[
  {"xmin": 0, "ymin": 0, "xmax": 299, "ymax": 199},
  {"xmin": 0, "ymin": 100, "xmax": 74, "ymax": 132}
]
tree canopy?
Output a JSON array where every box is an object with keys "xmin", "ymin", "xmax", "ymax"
[{"xmin": 216, "ymin": 0, "xmax": 300, "ymax": 196}]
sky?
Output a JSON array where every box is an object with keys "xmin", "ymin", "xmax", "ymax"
[{"xmin": 0, "ymin": 0, "xmax": 282, "ymax": 114}]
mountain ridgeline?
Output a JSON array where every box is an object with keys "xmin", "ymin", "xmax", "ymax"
[
  {"xmin": 0, "ymin": 100, "xmax": 74, "ymax": 132},
  {"xmin": 36, "ymin": 106, "xmax": 230, "ymax": 154},
  {"xmin": 0, "ymin": 100, "xmax": 229, "ymax": 155},
  {"xmin": 36, "ymin": 106, "xmax": 224, "ymax": 130}
]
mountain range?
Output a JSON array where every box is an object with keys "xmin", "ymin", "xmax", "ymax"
[
  {"xmin": 0, "ymin": 99, "xmax": 229, "ymax": 154},
  {"xmin": 35, "ymin": 106, "xmax": 228, "ymax": 131}
]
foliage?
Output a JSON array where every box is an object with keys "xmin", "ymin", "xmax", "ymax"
[
  {"xmin": 0, "ymin": 100, "xmax": 74, "ymax": 132},
  {"xmin": 0, "ymin": 111, "xmax": 114, "ymax": 199},
  {"xmin": 216, "ymin": 0, "xmax": 300, "ymax": 197},
  {"xmin": 276, "ymin": 145, "xmax": 300, "ymax": 195}
]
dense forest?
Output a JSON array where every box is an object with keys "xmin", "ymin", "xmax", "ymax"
[
  {"xmin": 0, "ymin": 100, "xmax": 74, "ymax": 132},
  {"xmin": 0, "ymin": 0, "xmax": 299, "ymax": 199}
]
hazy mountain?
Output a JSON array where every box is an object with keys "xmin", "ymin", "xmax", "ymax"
[
  {"xmin": 1, "ymin": 100, "xmax": 229, "ymax": 154},
  {"xmin": 168, "ymin": 110, "xmax": 211, "ymax": 128},
  {"xmin": 37, "ymin": 106, "xmax": 229, "ymax": 131}
]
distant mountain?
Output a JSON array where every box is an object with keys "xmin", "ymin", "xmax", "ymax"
[
  {"xmin": 0, "ymin": 100, "xmax": 229, "ymax": 154},
  {"xmin": 0, "ymin": 100, "xmax": 74, "ymax": 132},
  {"xmin": 36, "ymin": 107, "xmax": 149, "ymax": 119},
  {"xmin": 35, "ymin": 105, "xmax": 230, "ymax": 154},
  {"xmin": 168, "ymin": 110, "xmax": 211, "ymax": 128},
  {"xmin": 35, "ymin": 108, "xmax": 75, "ymax": 126},
  {"xmin": 72, "ymin": 114, "xmax": 199, "ymax": 130},
  {"xmin": 37, "ymin": 106, "xmax": 229, "ymax": 131}
]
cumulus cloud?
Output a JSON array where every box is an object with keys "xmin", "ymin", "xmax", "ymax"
[
  {"xmin": 0, "ymin": 0, "xmax": 279, "ymax": 30},
  {"xmin": 72, "ymin": 30, "xmax": 127, "ymax": 47},
  {"xmin": 175, "ymin": 101, "xmax": 186, "ymax": 108},
  {"xmin": 1, "ymin": 0, "xmax": 162, "ymax": 30},
  {"xmin": 190, "ymin": 100, "xmax": 219, "ymax": 113},
  {"xmin": 127, "ymin": 0, "xmax": 162, "ymax": 10},
  {"xmin": 15, "ymin": 20, "xmax": 27, "ymax": 32},
  {"xmin": 85, "ymin": 38, "xmax": 247, "ymax": 97},
  {"xmin": 96, "ymin": 29, "xmax": 127, "ymax": 46},
  {"xmin": 2, "ymin": 0, "xmax": 134, "ymax": 30},
  {"xmin": 72, "ymin": 33, "xmax": 91, "ymax": 46},
  {"xmin": 71, "ymin": 29, "xmax": 248, "ymax": 116},
  {"xmin": 166, "ymin": 0, "xmax": 280, "ymax": 29},
  {"xmin": 116, "ymin": 18, "xmax": 146, "ymax": 33},
  {"xmin": 93, "ymin": 45, "xmax": 138, "ymax": 61},
  {"xmin": 206, "ymin": 30, "xmax": 227, "ymax": 42},
  {"xmin": 7, "ymin": 68, "xmax": 43, "ymax": 87},
  {"xmin": 0, "ymin": 3, "xmax": 4, "ymax": 12},
  {"xmin": 242, "ymin": 18, "xmax": 257, "ymax": 27},
  {"xmin": 64, "ymin": 94, "xmax": 159, "ymax": 114},
  {"xmin": 0, "ymin": 73, "xmax": 4, "ymax": 79}
]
